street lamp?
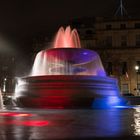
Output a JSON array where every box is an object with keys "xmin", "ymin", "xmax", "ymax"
[{"xmin": 135, "ymin": 65, "xmax": 139, "ymax": 95}]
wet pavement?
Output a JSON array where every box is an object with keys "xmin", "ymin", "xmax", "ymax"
[{"xmin": 0, "ymin": 107, "xmax": 140, "ymax": 140}]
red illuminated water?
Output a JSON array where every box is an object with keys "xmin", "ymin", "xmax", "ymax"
[
  {"xmin": 53, "ymin": 26, "xmax": 81, "ymax": 48},
  {"xmin": 31, "ymin": 26, "xmax": 106, "ymax": 76}
]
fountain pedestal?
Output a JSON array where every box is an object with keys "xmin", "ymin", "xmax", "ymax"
[{"xmin": 14, "ymin": 75, "xmax": 126, "ymax": 108}]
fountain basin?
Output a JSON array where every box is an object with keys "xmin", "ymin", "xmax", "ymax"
[
  {"xmin": 14, "ymin": 75, "xmax": 126, "ymax": 108},
  {"xmin": 31, "ymin": 48, "xmax": 106, "ymax": 76}
]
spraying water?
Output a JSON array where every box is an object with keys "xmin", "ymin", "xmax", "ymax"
[
  {"xmin": 31, "ymin": 26, "xmax": 106, "ymax": 76},
  {"xmin": 53, "ymin": 26, "xmax": 81, "ymax": 48}
]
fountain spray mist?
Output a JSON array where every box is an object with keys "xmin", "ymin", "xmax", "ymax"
[{"xmin": 31, "ymin": 26, "xmax": 106, "ymax": 76}]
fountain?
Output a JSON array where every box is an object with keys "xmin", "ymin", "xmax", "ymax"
[{"xmin": 13, "ymin": 26, "xmax": 126, "ymax": 108}]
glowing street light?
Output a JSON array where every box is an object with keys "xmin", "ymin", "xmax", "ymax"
[
  {"xmin": 135, "ymin": 65, "xmax": 139, "ymax": 96},
  {"xmin": 135, "ymin": 65, "xmax": 139, "ymax": 71}
]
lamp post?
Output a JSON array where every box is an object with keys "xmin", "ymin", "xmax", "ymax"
[{"xmin": 135, "ymin": 65, "xmax": 139, "ymax": 96}]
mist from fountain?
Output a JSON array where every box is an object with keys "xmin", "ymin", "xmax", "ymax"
[
  {"xmin": 31, "ymin": 26, "xmax": 106, "ymax": 76},
  {"xmin": 53, "ymin": 26, "xmax": 81, "ymax": 48}
]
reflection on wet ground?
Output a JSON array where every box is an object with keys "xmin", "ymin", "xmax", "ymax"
[{"xmin": 0, "ymin": 107, "xmax": 140, "ymax": 139}]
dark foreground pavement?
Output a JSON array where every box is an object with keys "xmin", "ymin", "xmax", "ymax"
[{"xmin": 0, "ymin": 107, "xmax": 139, "ymax": 140}]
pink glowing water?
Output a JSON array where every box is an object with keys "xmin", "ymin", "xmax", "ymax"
[
  {"xmin": 31, "ymin": 26, "xmax": 106, "ymax": 76},
  {"xmin": 53, "ymin": 26, "xmax": 81, "ymax": 48}
]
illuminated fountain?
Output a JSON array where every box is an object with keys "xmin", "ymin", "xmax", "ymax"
[{"xmin": 14, "ymin": 26, "xmax": 126, "ymax": 108}]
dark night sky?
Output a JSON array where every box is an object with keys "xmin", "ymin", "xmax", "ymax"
[{"xmin": 0, "ymin": 0, "xmax": 140, "ymax": 55}]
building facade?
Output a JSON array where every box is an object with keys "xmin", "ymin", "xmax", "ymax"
[{"xmin": 71, "ymin": 16, "xmax": 140, "ymax": 95}]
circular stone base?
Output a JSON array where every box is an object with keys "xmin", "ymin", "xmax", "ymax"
[{"xmin": 14, "ymin": 75, "xmax": 126, "ymax": 108}]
